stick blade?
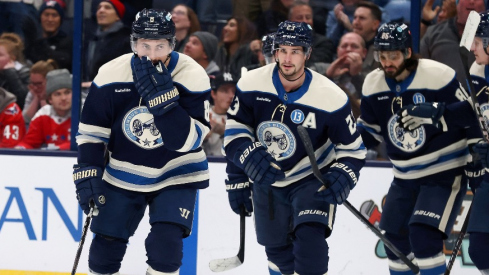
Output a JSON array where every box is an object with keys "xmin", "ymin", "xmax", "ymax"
[
  {"xmin": 460, "ymin": 11, "xmax": 481, "ymax": 50},
  {"xmin": 209, "ymin": 256, "xmax": 243, "ymax": 272}
]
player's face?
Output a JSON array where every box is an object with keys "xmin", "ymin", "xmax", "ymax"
[
  {"xmin": 29, "ymin": 73, "xmax": 47, "ymax": 95},
  {"xmin": 378, "ymin": 50, "xmax": 410, "ymax": 78},
  {"xmin": 274, "ymin": 45, "xmax": 308, "ymax": 78},
  {"xmin": 471, "ymin": 37, "xmax": 489, "ymax": 65},
  {"xmin": 353, "ymin": 7, "xmax": 380, "ymax": 40},
  {"xmin": 49, "ymin": 88, "xmax": 72, "ymax": 116},
  {"xmin": 40, "ymin": 9, "xmax": 61, "ymax": 34},
  {"xmin": 212, "ymin": 83, "xmax": 236, "ymax": 114},
  {"xmin": 135, "ymin": 39, "xmax": 172, "ymax": 62},
  {"xmin": 184, "ymin": 36, "xmax": 206, "ymax": 61},
  {"xmin": 96, "ymin": 2, "xmax": 120, "ymax": 30},
  {"xmin": 171, "ymin": 5, "xmax": 191, "ymax": 31},
  {"xmin": 337, "ymin": 33, "xmax": 366, "ymax": 58},
  {"xmin": 222, "ymin": 19, "xmax": 239, "ymax": 44}
]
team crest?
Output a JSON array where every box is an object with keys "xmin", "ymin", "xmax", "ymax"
[
  {"xmin": 122, "ymin": 106, "xmax": 164, "ymax": 149},
  {"xmin": 257, "ymin": 121, "xmax": 296, "ymax": 160},
  {"xmin": 387, "ymin": 115, "xmax": 425, "ymax": 152},
  {"xmin": 480, "ymin": 103, "xmax": 489, "ymax": 130}
]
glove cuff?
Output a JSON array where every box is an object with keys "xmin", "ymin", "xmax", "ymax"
[
  {"xmin": 225, "ymin": 179, "xmax": 251, "ymax": 192},
  {"xmin": 73, "ymin": 165, "xmax": 103, "ymax": 185},
  {"xmin": 146, "ymin": 87, "xmax": 180, "ymax": 115},
  {"xmin": 328, "ymin": 161, "xmax": 359, "ymax": 189}
]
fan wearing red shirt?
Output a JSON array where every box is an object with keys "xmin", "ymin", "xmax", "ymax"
[
  {"xmin": 0, "ymin": 87, "xmax": 25, "ymax": 148},
  {"xmin": 16, "ymin": 69, "xmax": 71, "ymax": 150}
]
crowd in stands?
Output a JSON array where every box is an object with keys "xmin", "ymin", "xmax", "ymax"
[{"xmin": 0, "ymin": 0, "xmax": 474, "ymax": 159}]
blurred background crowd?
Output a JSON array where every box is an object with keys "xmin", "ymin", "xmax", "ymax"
[{"xmin": 0, "ymin": 0, "xmax": 479, "ymax": 159}]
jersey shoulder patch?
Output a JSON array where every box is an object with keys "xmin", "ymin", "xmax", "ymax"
[
  {"xmin": 409, "ymin": 59, "xmax": 456, "ymax": 90},
  {"xmin": 171, "ymin": 53, "xmax": 211, "ymax": 92},
  {"xmin": 237, "ymin": 64, "xmax": 276, "ymax": 95},
  {"xmin": 470, "ymin": 61, "xmax": 485, "ymax": 78},
  {"xmin": 363, "ymin": 68, "xmax": 390, "ymax": 97},
  {"xmin": 93, "ymin": 53, "xmax": 133, "ymax": 87}
]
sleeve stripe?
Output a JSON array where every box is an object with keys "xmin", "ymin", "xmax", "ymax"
[
  {"xmin": 176, "ymin": 118, "xmax": 210, "ymax": 152},
  {"xmin": 78, "ymin": 122, "xmax": 111, "ymax": 139}
]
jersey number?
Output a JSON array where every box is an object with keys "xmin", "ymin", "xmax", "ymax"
[
  {"xmin": 3, "ymin": 125, "xmax": 19, "ymax": 140},
  {"xmin": 345, "ymin": 113, "xmax": 357, "ymax": 135},
  {"xmin": 204, "ymin": 100, "xmax": 210, "ymax": 122}
]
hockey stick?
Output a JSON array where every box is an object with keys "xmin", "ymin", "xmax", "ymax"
[
  {"xmin": 209, "ymin": 206, "xmax": 246, "ymax": 272},
  {"xmin": 296, "ymin": 125, "xmax": 420, "ymax": 274},
  {"xmin": 445, "ymin": 10, "xmax": 484, "ymax": 275},
  {"xmin": 71, "ymin": 203, "xmax": 95, "ymax": 275}
]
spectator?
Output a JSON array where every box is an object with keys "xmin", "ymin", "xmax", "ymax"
[
  {"xmin": 255, "ymin": 0, "xmax": 294, "ymax": 37},
  {"xmin": 249, "ymin": 38, "xmax": 266, "ymax": 66},
  {"xmin": 323, "ymin": 32, "xmax": 367, "ymax": 102},
  {"xmin": 203, "ymin": 72, "xmax": 237, "ymax": 156},
  {"xmin": 0, "ymin": 87, "xmax": 25, "ymax": 148},
  {"xmin": 183, "ymin": 31, "xmax": 220, "ymax": 76},
  {"xmin": 0, "ymin": 33, "xmax": 30, "ymax": 109},
  {"xmin": 352, "ymin": 1, "xmax": 382, "ymax": 75},
  {"xmin": 85, "ymin": 0, "xmax": 131, "ymax": 81},
  {"xmin": 214, "ymin": 16, "xmax": 259, "ymax": 77},
  {"xmin": 420, "ymin": 0, "xmax": 485, "ymax": 91},
  {"xmin": 289, "ymin": 1, "xmax": 335, "ymax": 65},
  {"xmin": 420, "ymin": 0, "xmax": 456, "ymax": 38},
  {"xmin": 23, "ymin": 59, "xmax": 58, "ymax": 125},
  {"xmin": 16, "ymin": 69, "xmax": 72, "ymax": 150},
  {"xmin": 326, "ymin": 0, "xmax": 361, "ymax": 46},
  {"xmin": 172, "ymin": 4, "xmax": 201, "ymax": 53},
  {"xmin": 25, "ymin": 0, "xmax": 73, "ymax": 71}
]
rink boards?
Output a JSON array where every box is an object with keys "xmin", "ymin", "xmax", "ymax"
[{"xmin": 0, "ymin": 152, "xmax": 480, "ymax": 274}]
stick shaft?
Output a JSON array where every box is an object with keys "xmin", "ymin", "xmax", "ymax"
[{"xmin": 71, "ymin": 207, "xmax": 93, "ymax": 275}]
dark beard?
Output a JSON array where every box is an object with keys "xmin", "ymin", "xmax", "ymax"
[{"xmin": 383, "ymin": 61, "xmax": 406, "ymax": 79}]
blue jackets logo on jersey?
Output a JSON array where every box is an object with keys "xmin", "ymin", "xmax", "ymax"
[
  {"xmin": 257, "ymin": 121, "xmax": 296, "ymax": 160},
  {"xmin": 122, "ymin": 106, "xmax": 164, "ymax": 149},
  {"xmin": 388, "ymin": 115, "xmax": 425, "ymax": 152}
]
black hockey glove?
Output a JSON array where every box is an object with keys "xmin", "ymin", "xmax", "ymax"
[
  {"xmin": 131, "ymin": 55, "xmax": 179, "ymax": 116},
  {"xmin": 315, "ymin": 162, "xmax": 359, "ymax": 205},
  {"xmin": 225, "ymin": 176, "xmax": 253, "ymax": 216},
  {"xmin": 473, "ymin": 142, "xmax": 489, "ymax": 169},
  {"xmin": 73, "ymin": 164, "xmax": 106, "ymax": 215},
  {"xmin": 465, "ymin": 161, "xmax": 485, "ymax": 191},
  {"xmin": 397, "ymin": 102, "xmax": 445, "ymax": 131},
  {"xmin": 233, "ymin": 142, "xmax": 285, "ymax": 186}
]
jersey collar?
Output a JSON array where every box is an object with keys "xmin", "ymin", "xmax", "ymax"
[{"xmin": 272, "ymin": 66, "xmax": 312, "ymax": 104}]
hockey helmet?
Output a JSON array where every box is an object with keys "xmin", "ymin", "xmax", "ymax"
[
  {"xmin": 262, "ymin": 33, "xmax": 275, "ymax": 58},
  {"xmin": 131, "ymin": 9, "xmax": 176, "ymax": 52},
  {"xmin": 476, "ymin": 11, "xmax": 489, "ymax": 48},
  {"xmin": 374, "ymin": 22, "xmax": 412, "ymax": 52},
  {"xmin": 274, "ymin": 21, "xmax": 313, "ymax": 52}
]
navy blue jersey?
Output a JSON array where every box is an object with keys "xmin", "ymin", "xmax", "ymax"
[
  {"xmin": 224, "ymin": 64, "xmax": 366, "ymax": 187},
  {"xmin": 359, "ymin": 59, "xmax": 474, "ymax": 180},
  {"xmin": 76, "ymin": 52, "xmax": 211, "ymax": 192}
]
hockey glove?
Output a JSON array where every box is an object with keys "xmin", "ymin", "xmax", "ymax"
[
  {"xmin": 226, "ymin": 176, "xmax": 253, "ymax": 216},
  {"xmin": 397, "ymin": 102, "xmax": 445, "ymax": 131},
  {"xmin": 465, "ymin": 161, "xmax": 485, "ymax": 191},
  {"xmin": 233, "ymin": 142, "xmax": 285, "ymax": 186},
  {"xmin": 131, "ymin": 55, "xmax": 179, "ymax": 116},
  {"xmin": 73, "ymin": 164, "xmax": 106, "ymax": 215},
  {"xmin": 315, "ymin": 162, "xmax": 359, "ymax": 205},
  {"xmin": 473, "ymin": 142, "xmax": 489, "ymax": 169}
]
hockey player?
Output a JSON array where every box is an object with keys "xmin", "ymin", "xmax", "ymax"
[
  {"xmin": 73, "ymin": 9, "xmax": 210, "ymax": 275},
  {"xmin": 397, "ymin": 11, "xmax": 489, "ymax": 274},
  {"xmin": 224, "ymin": 20, "xmax": 366, "ymax": 275},
  {"xmin": 358, "ymin": 22, "xmax": 474, "ymax": 274}
]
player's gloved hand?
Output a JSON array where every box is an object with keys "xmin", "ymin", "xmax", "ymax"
[
  {"xmin": 397, "ymin": 102, "xmax": 445, "ymax": 131},
  {"xmin": 473, "ymin": 142, "xmax": 489, "ymax": 169},
  {"xmin": 465, "ymin": 161, "xmax": 485, "ymax": 191},
  {"xmin": 131, "ymin": 55, "xmax": 179, "ymax": 116},
  {"xmin": 315, "ymin": 162, "xmax": 359, "ymax": 204},
  {"xmin": 73, "ymin": 164, "xmax": 106, "ymax": 215},
  {"xmin": 225, "ymin": 176, "xmax": 253, "ymax": 216},
  {"xmin": 233, "ymin": 142, "xmax": 285, "ymax": 186}
]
